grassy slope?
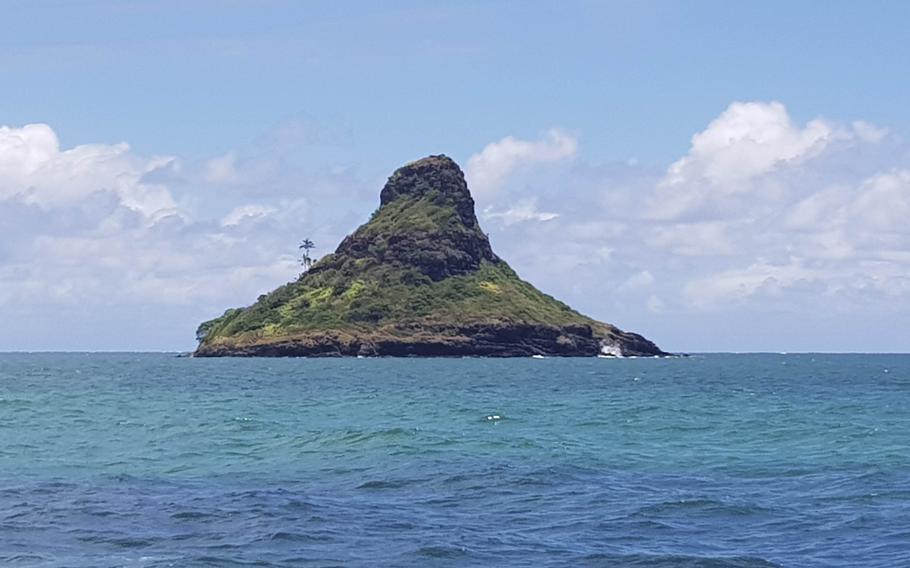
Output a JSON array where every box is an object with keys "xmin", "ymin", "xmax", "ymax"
[{"xmin": 197, "ymin": 192, "xmax": 606, "ymax": 349}]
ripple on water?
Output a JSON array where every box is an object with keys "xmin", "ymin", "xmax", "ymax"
[
  {"xmin": 0, "ymin": 353, "xmax": 909, "ymax": 567},
  {"xmin": 579, "ymin": 553, "xmax": 782, "ymax": 567}
]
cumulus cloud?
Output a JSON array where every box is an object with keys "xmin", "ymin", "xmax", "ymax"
[
  {"xmin": 468, "ymin": 101, "xmax": 907, "ymax": 348},
  {"xmin": 684, "ymin": 254, "xmax": 910, "ymax": 312},
  {"xmin": 481, "ymin": 198, "xmax": 559, "ymax": 226},
  {"xmin": 683, "ymin": 258, "xmax": 821, "ymax": 310},
  {"xmin": 202, "ymin": 152, "xmax": 241, "ymax": 184},
  {"xmin": 644, "ymin": 101, "xmax": 886, "ymax": 221},
  {"xmin": 850, "ymin": 169, "xmax": 910, "ymax": 230},
  {"xmin": 0, "ymin": 123, "xmax": 178, "ymax": 215},
  {"xmin": 645, "ymin": 105, "xmax": 907, "ymax": 312},
  {"xmin": 221, "ymin": 203, "xmax": 279, "ymax": 227},
  {"xmin": 2, "ymin": 102, "xmax": 907, "ymax": 351},
  {"xmin": 618, "ymin": 270, "xmax": 655, "ymax": 292},
  {"xmin": 465, "ymin": 128, "xmax": 577, "ymax": 196},
  {"xmin": 852, "ymin": 121, "xmax": 888, "ymax": 143},
  {"xmin": 665, "ymin": 101, "xmax": 837, "ymax": 186},
  {"xmin": 0, "ymin": 123, "xmax": 369, "ymax": 349}
]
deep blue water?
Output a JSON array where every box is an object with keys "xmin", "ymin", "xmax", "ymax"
[{"xmin": 1, "ymin": 353, "xmax": 908, "ymax": 567}]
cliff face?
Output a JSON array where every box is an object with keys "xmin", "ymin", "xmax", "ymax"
[
  {"xmin": 194, "ymin": 155, "xmax": 666, "ymax": 357},
  {"xmin": 326, "ymin": 155, "xmax": 497, "ymax": 282}
]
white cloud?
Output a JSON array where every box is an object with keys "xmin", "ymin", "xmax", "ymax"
[
  {"xmin": 202, "ymin": 152, "xmax": 241, "ymax": 184},
  {"xmin": 465, "ymin": 128, "xmax": 577, "ymax": 196},
  {"xmin": 852, "ymin": 120, "xmax": 888, "ymax": 143},
  {"xmin": 618, "ymin": 270, "xmax": 655, "ymax": 292},
  {"xmin": 784, "ymin": 185, "xmax": 849, "ymax": 231},
  {"xmin": 221, "ymin": 203, "xmax": 278, "ymax": 226},
  {"xmin": 0, "ymin": 123, "xmax": 178, "ymax": 216},
  {"xmin": 468, "ymin": 101, "xmax": 910, "ymax": 346},
  {"xmin": 482, "ymin": 198, "xmax": 559, "ymax": 226},
  {"xmin": 0, "ymin": 123, "xmax": 59, "ymax": 176},
  {"xmin": 784, "ymin": 169, "xmax": 910, "ymax": 251},
  {"xmin": 666, "ymin": 101, "xmax": 837, "ymax": 186},
  {"xmin": 647, "ymin": 102, "xmax": 847, "ymax": 221},
  {"xmin": 646, "ymin": 295, "xmax": 665, "ymax": 313},
  {"xmin": 645, "ymin": 108, "xmax": 907, "ymax": 313},
  {"xmin": 683, "ymin": 255, "xmax": 910, "ymax": 312},
  {"xmin": 646, "ymin": 221, "xmax": 737, "ymax": 257},
  {"xmin": 683, "ymin": 258, "xmax": 821, "ymax": 309},
  {"xmin": 2, "ymin": 103, "xmax": 907, "ymax": 351},
  {"xmin": 0, "ymin": 122, "xmax": 369, "ymax": 349},
  {"xmin": 850, "ymin": 169, "xmax": 910, "ymax": 230},
  {"xmin": 645, "ymin": 103, "xmax": 892, "ymax": 223}
]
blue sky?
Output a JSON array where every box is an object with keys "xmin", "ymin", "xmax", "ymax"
[{"xmin": 2, "ymin": 1, "xmax": 910, "ymax": 352}]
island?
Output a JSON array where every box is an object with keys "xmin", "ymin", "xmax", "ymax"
[{"xmin": 194, "ymin": 155, "xmax": 666, "ymax": 357}]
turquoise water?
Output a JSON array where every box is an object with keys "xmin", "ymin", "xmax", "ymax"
[{"xmin": 1, "ymin": 353, "xmax": 908, "ymax": 567}]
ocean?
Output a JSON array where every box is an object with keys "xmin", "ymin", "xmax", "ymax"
[{"xmin": 1, "ymin": 353, "xmax": 908, "ymax": 567}]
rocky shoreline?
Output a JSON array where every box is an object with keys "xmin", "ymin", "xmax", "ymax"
[{"xmin": 194, "ymin": 322, "xmax": 666, "ymax": 358}]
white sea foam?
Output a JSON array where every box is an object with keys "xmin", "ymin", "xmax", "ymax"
[{"xmin": 599, "ymin": 342, "xmax": 624, "ymax": 357}]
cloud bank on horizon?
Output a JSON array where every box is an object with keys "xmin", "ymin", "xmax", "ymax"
[{"xmin": 1, "ymin": 101, "xmax": 908, "ymax": 351}]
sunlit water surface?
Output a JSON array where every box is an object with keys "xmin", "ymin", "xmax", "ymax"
[{"xmin": 1, "ymin": 353, "xmax": 908, "ymax": 567}]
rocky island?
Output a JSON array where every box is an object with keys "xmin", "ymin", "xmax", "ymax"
[{"xmin": 194, "ymin": 155, "xmax": 666, "ymax": 357}]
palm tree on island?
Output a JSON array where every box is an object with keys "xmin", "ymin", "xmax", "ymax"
[{"xmin": 299, "ymin": 238, "xmax": 316, "ymax": 272}]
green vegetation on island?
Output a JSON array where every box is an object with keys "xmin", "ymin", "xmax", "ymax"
[{"xmin": 195, "ymin": 155, "xmax": 664, "ymax": 357}]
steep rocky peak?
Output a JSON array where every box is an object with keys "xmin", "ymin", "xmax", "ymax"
[
  {"xmin": 328, "ymin": 154, "xmax": 496, "ymax": 281},
  {"xmin": 378, "ymin": 154, "xmax": 478, "ymax": 228}
]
